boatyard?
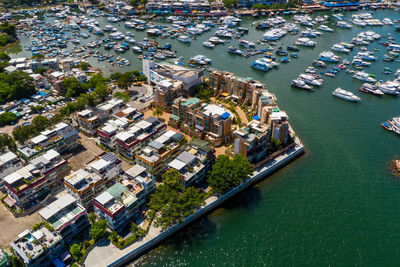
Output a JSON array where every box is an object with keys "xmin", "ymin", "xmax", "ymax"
[{"xmin": 1, "ymin": 3, "xmax": 400, "ymax": 267}]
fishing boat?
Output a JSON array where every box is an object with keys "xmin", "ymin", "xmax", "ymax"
[
  {"xmin": 332, "ymin": 88, "xmax": 361, "ymax": 102},
  {"xmin": 280, "ymin": 57, "xmax": 290, "ymax": 63},
  {"xmin": 358, "ymin": 83, "xmax": 384, "ymax": 96},
  {"xmin": 275, "ymin": 48, "xmax": 288, "ymax": 56},
  {"xmin": 251, "ymin": 60, "xmax": 270, "ymax": 71}
]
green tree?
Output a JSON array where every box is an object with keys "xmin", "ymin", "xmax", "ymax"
[
  {"xmin": 32, "ymin": 115, "xmax": 50, "ymax": 132},
  {"xmin": 69, "ymin": 243, "xmax": 82, "ymax": 262},
  {"xmin": 79, "ymin": 61, "xmax": 91, "ymax": 71},
  {"xmin": 0, "ymin": 133, "xmax": 16, "ymax": 152},
  {"xmin": 89, "ymin": 220, "xmax": 107, "ymax": 241},
  {"xmin": 88, "ymin": 213, "xmax": 97, "ymax": 224},
  {"xmin": 94, "ymin": 82, "xmax": 108, "ymax": 101},
  {"xmin": 207, "ymin": 154, "xmax": 253, "ymax": 194},
  {"xmin": 152, "ymin": 106, "xmax": 163, "ymax": 119},
  {"xmin": 223, "ymin": 0, "xmax": 237, "ymax": 8},
  {"xmin": 148, "ymin": 169, "xmax": 205, "ymax": 229},
  {"xmin": 33, "ymin": 67, "xmax": 49, "ymax": 75},
  {"xmin": 117, "ymin": 73, "xmax": 134, "ymax": 91},
  {"xmin": 109, "ymin": 231, "xmax": 118, "ymax": 242},
  {"xmin": 130, "ymin": 222, "xmax": 138, "ymax": 234},
  {"xmin": 63, "ymin": 77, "xmax": 83, "ymax": 98},
  {"xmin": 31, "ymin": 54, "xmax": 45, "ymax": 60},
  {"xmin": 0, "ymin": 112, "xmax": 17, "ymax": 126},
  {"xmin": 0, "ymin": 22, "xmax": 17, "ymax": 38},
  {"xmin": 12, "ymin": 125, "xmax": 37, "ymax": 144}
]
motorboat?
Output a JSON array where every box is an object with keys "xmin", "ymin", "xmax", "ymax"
[
  {"xmin": 147, "ymin": 28, "xmax": 162, "ymax": 36},
  {"xmin": 299, "ymin": 74, "xmax": 323, "ymax": 87},
  {"xmin": 294, "ymin": 37, "xmax": 316, "ymax": 47},
  {"xmin": 358, "ymin": 83, "xmax": 384, "ymax": 96},
  {"xmin": 331, "ymin": 44, "xmax": 350, "ymax": 53},
  {"xmin": 352, "ymin": 71, "xmax": 377, "ymax": 83},
  {"xmin": 190, "ymin": 55, "xmax": 212, "ymax": 65},
  {"xmin": 291, "ymin": 79, "xmax": 313, "ymax": 91},
  {"xmin": 319, "ymin": 51, "xmax": 340, "ymax": 62},
  {"xmin": 177, "ymin": 35, "xmax": 191, "ymax": 43},
  {"xmin": 263, "ymin": 28, "xmax": 287, "ymax": 41},
  {"xmin": 337, "ymin": 21, "xmax": 352, "ymax": 29},
  {"xmin": 376, "ymin": 81, "xmax": 400, "ymax": 95},
  {"xmin": 332, "ymin": 88, "xmax": 361, "ymax": 102},
  {"xmin": 203, "ymin": 41, "xmax": 215, "ymax": 48},
  {"xmin": 355, "ymin": 52, "xmax": 377, "ymax": 61},
  {"xmin": 318, "ymin": 25, "xmax": 334, "ymax": 32},
  {"xmin": 132, "ymin": 46, "xmax": 142, "ymax": 53}
]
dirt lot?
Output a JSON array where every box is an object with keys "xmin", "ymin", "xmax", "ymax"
[{"xmin": 0, "ymin": 201, "xmax": 41, "ymax": 249}]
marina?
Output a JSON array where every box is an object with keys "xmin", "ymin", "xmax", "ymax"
[{"xmin": 4, "ymin": 5, "xmax": 400, "ymax": 266}]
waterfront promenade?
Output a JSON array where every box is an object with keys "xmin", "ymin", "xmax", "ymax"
[{"xmin": 84, "ymin": 134, "xmax": 304, "ymax": 267}]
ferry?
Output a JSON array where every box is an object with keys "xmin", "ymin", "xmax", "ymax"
[
  {"xmin": 332, "ymin": 88, "xmax": 361, "ymax": 102},
  {"xmin": 381, "ymin": 117, "xmax": 400, "ymax": 136},
  {"xmin": 319, "ymin": 51, "xmax": 340, "ymax": 62},
  {"xmin": 358, "ymin": 83, "xmax": 384, "ymax": 96},
  {"xmin": 291, "ymin": 79, "xmax": 313, "ymax": 91},
  {"xmin": 353, "ymin": 71, "xmax": 377, "ymax": 83}
]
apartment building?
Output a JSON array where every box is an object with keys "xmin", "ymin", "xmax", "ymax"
[
  {"xmin": 39, "ymin": 194, "xmax": 90, "ymax": 242},
  {"xmin": 18, "ymin": 122, "xmax": 79, "ymax": 160},
  {"xmin": 11, "ymin": 227, "xmax": 65, "ymax": 267},
  {"xmin": 63, "ymin": 169, "xmax": 106, "ymax": 210},
  {"xmin": 143, "ymin": 59, "xmax": 204, "ymax": 92},
  {"xmin": 114, "ymin": 116, "xmax": 167, "ymax": 159},
  {"xmin": 86, "ymin": 152, "xmax": 123, "ymax": 181},
  {"xmin": 123, "ymin": 164, "xmax": 156, "ymax": 206},
  {"xmin": 154, "ymin": 79, "xmax": 184, "ymax": 113},
  {"xmin": 3, "ymin": 149, "xmax": 70, "ymax": 210},
  {"xmin": 135, "ymin": 130, "xmax": 185, "ymax": 177},
  {"xmin": 234, "ymin": 120, "xmax": 270, "ymax": 164},
  {"xmin": 94, "ymin": 182, "xmax": 139, "ymax": 231},
  {"xmin": 170, "ymin": 97, "xmax": 232, "ymax": 146},
  {"xmin": 0, "ymin": 151, "xmax": 23, "ymax": 183},
  {"xmin": 166, "ymin": 139, "xmax": 215, "ymax": 187}
]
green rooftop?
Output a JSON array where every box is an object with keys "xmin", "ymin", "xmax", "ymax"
[
  {"xmin": 190, "ymin": 138, "xmax": 212, "ymax": 153},
  {"xmin": 183, "ymin": 97, "xmax": 200, "ymax": 107},
  {"xmin": 50, "ymin": 205, "xmax": 84, "ymax": 230},
  {"xmin": 107, "ymin": 183, "xmax": 137, "ymax": 207}
]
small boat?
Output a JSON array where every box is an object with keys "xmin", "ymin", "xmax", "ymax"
[
  {"xmin": 280, "ymin": 57, "xmax": 290, "ymax": 63},
  {"xmin": 291, "ymin": 79, "xmax": 314, "ymax": 91},
  {"xmin": 287, "ymin": 45, "xmax": 300, "ymax": 51},
  {"xmin": 203, "ymin": 41, "xmax": 215, "ymax": 48},
  {"xmin": 290, "ymin": 53, "xmax": 298, "ymax": 58},
  {"xmin": 332, "ymin": 88, "xmax": 361, "ymax": 102}
]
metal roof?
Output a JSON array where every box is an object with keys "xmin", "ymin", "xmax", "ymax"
[
  {"xmin": 126, "ymin": 164, "xmax": 146, "ymax": 178},
  {"xmin": 168, "ymin": 159, "xmax": 186, "ymax": 171},
  {"xmin": 95, "ymin": 191, "xmax": 114, "ymax": 206},
  {"xmin": 39, "ymin": 194, "xmax": 76, "ymax": 220}
]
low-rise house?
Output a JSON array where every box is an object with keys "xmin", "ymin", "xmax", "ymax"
[
  {"xmin": 123, "ymin": 164, "xmax": 156, "ymax": 206},
  {"xmin": 97, "ymin": 117, "xmax": 130, "ymax": 149},
  {"xmin": 87, "ymin": 152, "xmax": 123, "ymax": 181},
  {"xmin": 18, "ymin": 122, "xmax": 79, "ymax": 160},
  {"xmin": 166, "ymin": 139, "xmax": 215, "ymax": 187},
  {"xmin": 0, "ymin": 151, "xmax": 23, "ymax": 184},
  {"xmin": 63, "ymin": 168, "xmax": 106, "ymax": 210},
  {"xmin": 3, "ymin": 149, "xmax": 70, "ymax": 210},
  {"xmin": 11, "ymin": 227, "xmax": 65, "ymax": 267},
  {"xmin": 135, "ymin": 130, "xmax": 185, "ymax": 177},
  {"xmin": 114, "ymin": 116, "xmax": 167, "ymax": 159},
  {"xmin": 39, "ymin": 194, "xmax": 90, "ymax": 242},
  {"xmin": 76, "ymin": 109, "xmax": 101, "ymax": 136},
  {"xmin": 93, "ymin": 182, "xmax": 139, "ymax": 231}
]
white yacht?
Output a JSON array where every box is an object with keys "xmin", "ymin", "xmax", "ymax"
[
  {"xmin": 318, "ymin": 25, "xmax": 334, "ymax": 32},
  {"xmin": 337, "ymin": 21, "xmax": 352, "ymax": 29},
  {"xmin": 353, "ymin": 71, "xmax": 377, "ymax": 83},
  {"xmin": 295, "ymin": 37, "xmax": 316, "ymax": 47},
  {"xmin": 177, "ymin": 35, "xmax": 191, "ymax": 43},
  {"xmin": 332, "ymin": 88, "xmax": 361, "ymax": 102},
  {"xmin": 331, "ymin": 44, "xmax": 350, "ymax": 53},
  {"xmin": 190, "ymin": 55, "xmax": 212, "ymax": 65},
  {"xmin": 263, "ymin": 28, "xmax": 287, "ymax": 41},
  {"xmin": 299, "ymin": 74, "xmax": 323, "ymax": 87},
  {"xmin": 203, "ymin": 41, "xmax": 215, "ymax": 48},
  {"xmin": 376, "ymin": 81, "xmax": 400, "ymax": 95},
  {"xmin": 291, "ymin": 79, "xmax": 313, "ymax": 91}
]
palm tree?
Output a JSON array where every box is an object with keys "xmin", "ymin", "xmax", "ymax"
[{"xmin": 153, "ymin": 106, "xmax": 163, "ymax": 119}]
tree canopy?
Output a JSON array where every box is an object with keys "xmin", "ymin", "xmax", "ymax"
[
  {"xmin": 89, "ymin": 220, "xmax": 107, "ymax": 241},
  {"xmin": 207, "ymin": 154, "xmax": 253, "ymax": 194},
  {"xmin": 0, "ymin": 71, "xmax": 35, "ymax": 104},
  {"xmin": 148, "ymin": 169, "xmax": 206, "ymax": 229}
]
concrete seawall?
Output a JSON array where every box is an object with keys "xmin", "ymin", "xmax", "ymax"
[{"xmin": 106, "ymin": 142, "xmax": 305, "ymax": 267}]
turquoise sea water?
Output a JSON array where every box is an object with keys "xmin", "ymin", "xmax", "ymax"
[{"xmin": 12, "ymin": 9, "xmax": 400, "ymax": 265}]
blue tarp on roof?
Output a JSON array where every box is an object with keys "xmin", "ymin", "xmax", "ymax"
[
  {"xmin": 52, "ymin": 258, "xmax": 65, "ymax": 267},
  {"xmin": 253, "ymin": 115, "xmax": 260, "ymax": 120},
  {"xmin": 221, "ymin": 112, "xmax": 230, "ymax": 120}
]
